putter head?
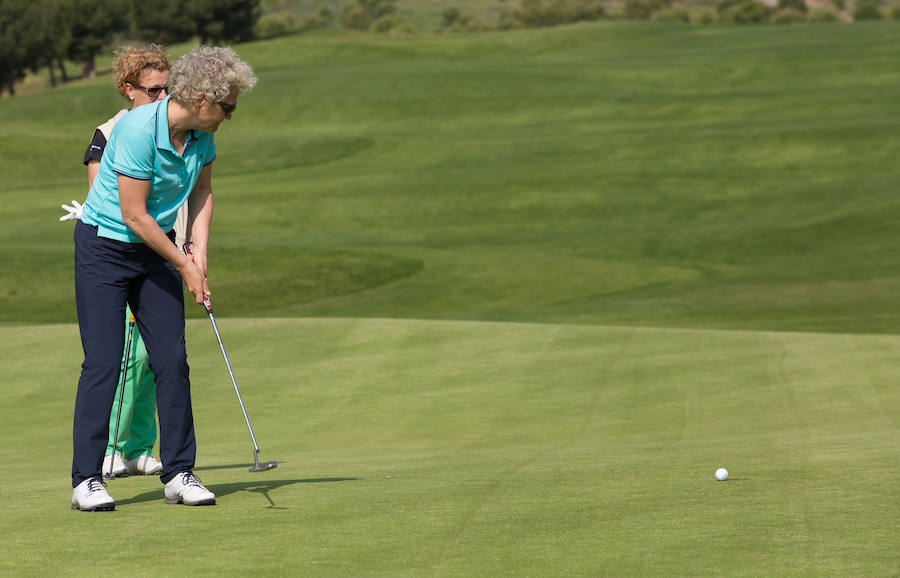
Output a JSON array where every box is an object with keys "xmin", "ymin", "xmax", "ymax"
[{"xmin": 249, "ymin": 448, "xmax": 277, "ymax": 472}]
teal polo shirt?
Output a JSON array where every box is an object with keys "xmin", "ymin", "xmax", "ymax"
[{"xmin": 81, "ymin": 96, "xmax": 216, "ymax": 242}]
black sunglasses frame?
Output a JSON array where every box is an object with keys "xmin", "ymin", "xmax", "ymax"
[{"xmin": 218, "ymin": 101, "xmax": 238, "ymax": 114}]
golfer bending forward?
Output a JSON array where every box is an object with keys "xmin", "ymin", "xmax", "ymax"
[{"xmin": 71, "ymin": 46, "xmax": 256, "ymax": 511}]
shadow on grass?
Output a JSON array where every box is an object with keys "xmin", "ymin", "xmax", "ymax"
[
  {"xmin": 117, "ymin": 476, "xmax": 361, "ymax": 509},
  {"xmin": 194, "ymin": 463, "xmax": 264, "ymax": 472}
]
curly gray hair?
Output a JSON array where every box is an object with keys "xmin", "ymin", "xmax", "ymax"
[{"xmin": 168, "ymin": 46, "xmax": 256, "ymax": 105}]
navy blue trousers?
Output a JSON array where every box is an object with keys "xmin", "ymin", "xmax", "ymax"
[{"xmin": 72, "ymin": 220, "xmax": 195, "ymax": 486}]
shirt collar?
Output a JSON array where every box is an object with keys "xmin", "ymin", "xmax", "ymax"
[{"xmin": 155, "ymin": 96, "xmax": 174, "ymax": 153}]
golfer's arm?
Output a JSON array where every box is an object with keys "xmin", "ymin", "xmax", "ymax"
[
  {"xmin": 118, "ymin": 174, "xmax": 193, "ymax": 271},
  {"xmin": 87, "ymin": 160, "xmax": 100, "ymax": 189},
  {"xmin": 186, "ymin": 164, "xmax": 214, "ymax": 265}
]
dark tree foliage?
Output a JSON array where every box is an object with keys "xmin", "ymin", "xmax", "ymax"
[
  {"xmin": 185, "ymin": 0, "xmax": 261, "ymax": 45},
  {"xmin": 0, "ymin": 0, "xmax": 41, "ymax": 95},
  {"xmin": 54, "ymin": 0, "xmax": 129, "ymax": 78},
  {"xmin": 131, "ymin": 0, "xmax": 260, "ymax": 45},
  {"xmin": 129, "ymin": 0, "xmax": 195, "ymax": 45}
]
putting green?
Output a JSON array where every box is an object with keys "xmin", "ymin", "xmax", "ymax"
[{"xmin": 1, "ymin": 318, "xmax": 897, "ymax": 575}]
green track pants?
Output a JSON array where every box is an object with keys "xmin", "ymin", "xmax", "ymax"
[{"xmin": 105, "ymin": 305, "xmax": 158, "ymax": 460}]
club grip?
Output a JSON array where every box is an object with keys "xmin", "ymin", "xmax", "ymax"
[{"xmin": 183, "ymin": 242, "xmax": 211, "ymax": 312}]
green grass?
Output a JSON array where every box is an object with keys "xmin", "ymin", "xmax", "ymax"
[
  {"xmin": 2, "ymin": 319, "xmax": 899, "ymax": 575},
  {"xmin": 1, "ymin": 21, "xmax": 899, "ymax": 575},
  {"xmin": 3, "ymin": 23, "xmax": 900, "ymax": 332}
]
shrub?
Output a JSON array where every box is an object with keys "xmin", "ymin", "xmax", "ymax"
[
  {"xmin": 441, "ymin": 7, "xmax": 462, "ymax": 28},
  {"xmin": 505, "ymin": 0, "xmax": 606, "ymax": 27},
  {"xmin": 438, "ymin": 7, "xmax": 492, "ymax": 32},
  {"xmin": 454, "ymin": 16, "xmax": 492, "ymax": 32},
  {"xmin": 571, "ymin": 0, "xmax": 607, "ymax": 20},
  {"xmin": 625, "ymin": 0, "xmax": 673, "ymax": 19},
  {"xmin": 373, "ymin": 15, "xmax": 415, "ymax": 34},
  {"xmin": 807, "ymin": 7, "xmax": 839, "ymax": 20},
  {"xmin": 778, "ymin": 0, "xmax": 808, "ymax": 12},
  {"xmin": 719, "ymin": 0, "xmax": 772, "ymax": 22},
  {"xmin": 695, "ymin": 10, "xmax": 717, "ymax": 22},
  {"xmin": 298, "ymin": 8, "xmax": 335, "ymax": 32},
  {"xmin": 318, "ymin": 7, "xmax": 336, "ymax": 27},
  {"xmin": 652, "ymin": 6, "xmax": 691, "ymax": 21},
  {"xmin": 340, "ymin": 0, "xmax": 398, "ymax": 30},
  {"xmin": 255, "ymin": 11, "xmax": 295, "ymax": 39},
  {"xmin": 771, "ymin": 7, "xmax": 807, "ymax": 21},
  {"xmin": 853, "ymin": 0, "xmax": 882, "ymax": 19},
  {"xmin": 892, "ymin": 5, "xmax": 900, "ymax": 17},
  {"xmin": 340, "ymin": 5, "xmax": 371, "ymax": 30}
]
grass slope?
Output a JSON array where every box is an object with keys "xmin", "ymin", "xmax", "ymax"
[
  {"xmin": 2, "ymin": 23, "xmax": 900, "ymax": 333},
  {"xmin": 1, "ymin": 21, "xmax": 899, "ymax": 576},
  {"xmin": 1, "ymin": 318, "xmax": 898, "ymax": 575}
]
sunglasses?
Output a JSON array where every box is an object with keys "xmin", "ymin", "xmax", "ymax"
[
  {"xmin": 218, "ymin": 101, "xmax": 238, "ymax": 114},
  {"xmin": 132, "ymin": 83, "xmax": 168, "ymax": 98}
]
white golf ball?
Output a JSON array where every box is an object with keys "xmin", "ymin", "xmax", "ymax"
[{"xmin": 715, "ymin": 468, "xmax": 729, "ymax": 481}]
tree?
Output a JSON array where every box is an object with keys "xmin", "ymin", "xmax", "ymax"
[
  {"xmin": 60, "ymin": 0, "xmax": 130, "ymax": 78},
  {"xmin": 33, "ymin": 0, "xmax": 73, "ymax": 86},
  {"xmin": 130, "ymin": 0, "xmax": 196, "ymax": 45},
  {"xmin": 184, "ymin": 0, "xmax": 261, "ymax": 45},
  {"xmin": 0, "ymin": 0, "xmax": 39, "ymax": 95}
]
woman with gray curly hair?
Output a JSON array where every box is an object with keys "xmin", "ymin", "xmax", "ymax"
[{"xmin": 70, "ymin": 46, "xmax": 256, "ymax": 512}]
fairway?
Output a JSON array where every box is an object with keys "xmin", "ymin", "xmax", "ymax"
[{"xmin": 1, "ymin": 19, "xmax": 900, "ymax": 576}]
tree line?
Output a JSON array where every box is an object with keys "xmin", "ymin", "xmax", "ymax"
[{"xmin": 0, "ymin": 0, "xmax": 260, "ymax": 96}]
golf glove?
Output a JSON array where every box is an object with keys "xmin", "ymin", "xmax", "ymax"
[{"xmin": 60, "ymin": 200, "xmax": 83, "ymax": 221}]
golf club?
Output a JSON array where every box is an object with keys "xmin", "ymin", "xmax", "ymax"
[
  {"xmin": 104, "ymin": 312, "xmax": 135, "ymax": 480},
  {"xmin": 199, "ymin": 294, "xmax": 278, "ymax": 473}
]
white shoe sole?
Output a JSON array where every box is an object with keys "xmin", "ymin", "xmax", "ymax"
[
  {"xmin": 165, "ymin": 497, "xmax": 216, "ymax": 506},
  {"xmin": 71, "ymin": 502, "xmax": 115, "ymax": 512}
]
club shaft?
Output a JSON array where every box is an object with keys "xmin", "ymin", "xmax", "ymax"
[{"xmin": 206, "ymin": 309, "xmax": 261, "ymax": 452}]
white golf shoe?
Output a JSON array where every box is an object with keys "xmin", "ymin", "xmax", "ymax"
[
  {"xmin": 71, "ymin": 477, "xmax": 115, "ymax": 511},
  {"xmin": 164, "ymin": 472, "xmax": 216, "ymax": 506},
  {"xmin": 126, "ymin": 454, "xmax": 163, "ymax": 475},
  {"xmin": 102, "ymin": 454, "xmax": 128, "ymax": 478}
]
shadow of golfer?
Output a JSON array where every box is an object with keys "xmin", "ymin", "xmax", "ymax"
[{"xmin": 116, "ymin": 477, "xmax": 361, "ymax": 508}]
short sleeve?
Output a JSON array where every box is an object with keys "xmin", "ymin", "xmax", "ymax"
[
  {"xmin": 110, "ymin": 125, "xmax": 155, "ymax": 180},
  {"xmin": 83, "ymin": 130, "xmax": 106, "ymax": 166}
]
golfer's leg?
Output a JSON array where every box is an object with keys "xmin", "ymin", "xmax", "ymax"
[
  {"xmin": 107, "ymin": 310, "xmax": 139, "ymax": 457},
  {"xmin": 124, "ymin": 330, "xmax": 160, "ymax": 461},
  {"xmin": 106, "ymin": 378, "xmax": 135, "ymax": 456},
  {"xmin": 133, "ymin": 258, "xmax": 195, "ymax": 484},
  {"xmin": 72, "ymin": 222, "xmax": 129, "ymax": 487}
]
